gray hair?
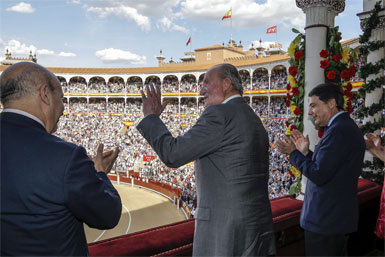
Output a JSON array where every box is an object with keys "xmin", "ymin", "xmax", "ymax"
[
  {"xmin": 0, "ymin": 62, "xmax": 54, "ymax": 106},
  {"xmin": 215, "ymin": 63, "xmax": 243, "ymax": 95}
]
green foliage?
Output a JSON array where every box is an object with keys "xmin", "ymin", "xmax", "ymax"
[
  {"xmin": 358, "ymin": 76, "xmax": 385, "ymax": 95},
  {"xmin": 289, "ymin": 177, "xmax": 302, "ymax": 195}
]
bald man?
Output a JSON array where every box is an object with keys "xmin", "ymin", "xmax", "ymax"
[{"xmin": 0, "ymin": 62, "xmax": 122, "ymax": 256}]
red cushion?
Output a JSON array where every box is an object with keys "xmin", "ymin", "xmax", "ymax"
[{"xmin": 88, "ymin": 219, "xmax": 195, "ymax": 256}]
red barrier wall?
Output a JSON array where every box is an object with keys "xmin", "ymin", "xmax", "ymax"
[{"xmin": 90, "ymin": 178, "xmax": 382, "ymax": 256}]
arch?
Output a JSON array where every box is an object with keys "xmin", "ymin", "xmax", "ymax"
[
  {"xmin": 89, "ymin": 98, "xmax": 107, "ymax": 114},
  {"xmin": 68, "ymin": 98, "xmax": 87, "ymax": 113},
  {"xmin": 108, "ymin": 98, "xmax": 125, "ymax": 113},
  {"xmin": 252, "ymin": 96, "xmax": 269, "ymax": 117},
  {"xmin": 145, "ymin": 76, "xmax": 161, "ymax": 86},
  {"xmin": 108, "ymin": 76, "xmax": 125, "ymax": 93},
  {"xmin": 163, "ymin": 98, "xmax": 179, "ymax": 114},
  {"xmin": 163, "ymin": 75, "xmax": 179, "ymax": 93},
  {"xmin": 180, "ymin": 97, "xmax": 198, "ymax": 114},
  {"xmin": 69, "ymin": 76, "xmax": 87, "ymax": 93},
  {"xmin": 271, "ymin": 65, "xmax": 287, "ymax": 89},
  {"xmin": 57, "ymin": 76, "xmax": 68, "ymax": 92},
  {"xmin": 180, "ymin": 74, "xmax": 198, "ymax": 93},
  {"xmin": 89, "ymin": 76, "xmax": 106, "ymax": 93},
  {"xmin": 252, "ymin": 68, "xmax": 268, "ymax": 91},
  {"xmin": 127, "ymin": 76, "xmax": 143, "ymax": 93},
  {"xmin": 238, "ymin": 69, "xmax": 251, "ymax": 90},
  {"xmin": 197, "ymin": 98, "xmax": 205, "ymax": 114},
  {"xmin": 198, "ymin": 73, "xmax": 205, "ymax": 84},
  {"xmin": 269, "ymin": 96, "xmax": 287, "ymax": 118},
  {"xmin": 125, "ymin": 98, "xmax": 143, "ymax": 114},
  {"xmin": 63, "ymin": 98, "xmax": 69, "ymax": 113}
]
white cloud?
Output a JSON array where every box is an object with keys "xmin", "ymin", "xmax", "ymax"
[
  {"xmin": 3, "ymin": 39, "xmax": 37, "ymax": 55},
  {"xmin": 87, "ymin": 5, "xmax": 151, "ymax": 31},
  {"xmin": 37, "ymin": 49, "xmax": 55, "ymax": 55},
  {"xmin": 84, "ymin": 0, "xmax": 190, "ymax": 32},
  {"xmin": 157, "ymin": 17, "xmax": 189, "ymax": 34},
  {"xmin": 58, "ymin": 52, "xmax": 77, "ymax": 57},
  {"xmin": 178, "ymin": 0, "xmax": 305, "ymax": 29},
  {"xmin": 6, "ymin": 2, "xmax": 35, "ymax": 13},
  {"xmin": 95, "ymin": 48, "xmax": 146, "ymax": 64},
  {"xmin": 68, "ymin": 0, "xmax": 81, "ymax": 4}
]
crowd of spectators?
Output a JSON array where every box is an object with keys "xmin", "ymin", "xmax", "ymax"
[
  {"xmin": 180, "ymin": 76, "xmax": 199, "ymax": 92},
  {"xmin": 252, "ymin": 70, "xmax": 269, "ymax": 90},
  {"xmin": 56, "ymin": 98, "xmax": 295, "ymax": 211},
  {"xmin": 270, "ymin": 69, "xmax": 287, "ymax": 89},
  {"xmin": 3, "ymin": 88, "xmax": 370, "ymax": 213},
  {"xmin": 57, "ymin": 68, "xmax": 288, "ymax": 94}
]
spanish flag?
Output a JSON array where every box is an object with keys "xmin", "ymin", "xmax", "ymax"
[
  {"xmin": 122, "ymin": 120, "xmax": 134, "ymax": 127},
  {"xmin": 222, "ymin": 9, "xmax": 231, "ymax": 20}
]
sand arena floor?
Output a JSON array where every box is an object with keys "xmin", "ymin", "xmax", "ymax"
[{"xmin": 85, "ymin": 183, "xmax": 187, "ymax": 243}]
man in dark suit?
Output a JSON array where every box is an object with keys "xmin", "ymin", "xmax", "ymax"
[
  {"xmin": 137, "ymin": 64, "xmax": 276, "ymax": 256},
  {"xmin": 0, "ymin": 62, "xmax": 122, "ymax": 256},
  {"xmin": 276, "ymin": 83, "xmax": 365, "ymax": 256}
]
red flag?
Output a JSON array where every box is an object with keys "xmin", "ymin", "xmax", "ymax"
[
  {"xmin": 266, "ymin": 25, "xmax": 277, "ymax": 34},
  {"xmin": 186, "ymin": 37, "xmax": 191, "ymax": 46},
  {"xmin": 222, "ymin": 9, "xmax": 231, "ymax": 20},
  {"xmin": 143, "ymin": 155, "xmax": 155, "ymax": 162}
]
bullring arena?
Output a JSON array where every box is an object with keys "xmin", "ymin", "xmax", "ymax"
[{"xmin": 85, "ymin": 182, "xmax": 187, "ymax": 243}]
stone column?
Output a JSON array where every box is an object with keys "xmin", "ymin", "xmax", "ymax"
[
  {"xmin": 295, "ymin": 0, "xmax": 345, "ymax": 199},
  {"xmin": 357, "ymin": 0, "xmax": 385, "ymax": 161}
]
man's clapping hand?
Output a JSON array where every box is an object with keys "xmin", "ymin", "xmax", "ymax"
[
  {"xmin": 93, "ymin": 143, "xmax": 120, "ymax": 174},
  {"xmin": 276, "ymin": 129, "xmax": 310, "ymax": 156}
]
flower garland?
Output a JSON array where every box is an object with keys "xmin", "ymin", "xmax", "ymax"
[
  {"xmin": 318, "ymin": 26, "xmax": 357, "ymax": 133},
  {"xmin": 285, "ymin": 28, "xmax": 305, "ymax": 195},
  {"xmin": 356, "ymin": 1, "xmax": 384, "ymax": 182},
  {"xmin": 285, "ymin": 26, "xmax": 359, "ymax": 195}
]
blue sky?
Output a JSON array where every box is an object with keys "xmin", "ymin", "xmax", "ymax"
[{"xmin": 0, "ymin": 0, "xmax": 363, "ymax": 68}]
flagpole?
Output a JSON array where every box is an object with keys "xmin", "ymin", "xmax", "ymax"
[
  {"xmin": 276, "ymin": 25, "xmax": 278, "ymax": 46},
  {"xmin": 230, "ymin": 7, "xmax": 232, "ymax": 45}
]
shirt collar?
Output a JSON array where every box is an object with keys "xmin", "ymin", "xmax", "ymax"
[
  {"xmin": 328, "ymin": 111, "xmax": 344, "ymax": 127},
  {"xmin": 3, "ymin": 108, "xmax": 45, "ymax": 129},
  {"xmin": 222, "ymin": 94, "xmax": 241, "ymax": 104}
]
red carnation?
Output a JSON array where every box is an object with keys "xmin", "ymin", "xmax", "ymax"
[
  {"xmin": 318, "ymin": 129, "xmax": 324, "ymax": 138},
  {"xmin": 286, "ymin": 83, "xmax": 291, "ymax": 90},
  {"xmin": 286, "ymin": 93, "xmax": 291, "ymax": 101},
  {"xmin": 326, "ymin": 70, "xmax": 336, "ymax": 80},
  {"xmin": 320, "ymin": 60, "xmax": 330, "ymax": 69},
  {"xmin": 290, "ymin": 124, "xmax": 297, "ymax": 131},
  {"xmin": 346, "ymin": 82, "xmax": 352, "ymax": 91},
  {"xmin": 320, "ymin": 49, "xmax": 329, "ymax": 58},
  {"xmin": 341, "ymin": 69, "xmax": 351, "ymax": 81},
  {"xmin": 289, "ymin": 66, "xmax": 298, "ymax": 77},
  {"xmin": 285, "ymin": 100, "xmax": 290, "ymax": 107},
  {"xmin": 347, "ymin": 102, "xmax": 353, "ymax": 114},
  {"xmin": 294, "ymin": 50, "xmax": 303, "ymax": 60},
  {"xmin": 332, "ymin": 53, "xmax": 342, "ymax": 62},
  {"xmin": 292, "ymin": 87, "xmax": 299, "ymax": 96},
  {"xmin": 285, "ymin": 120, "xmax": 289, "ymax": 127},
  {"xmin": 349, "ymin": 65, "xmax": 356, "ymax": 78},
  {"xmin": 294, "ymin": 107, "xmax": 302, "ymax": 116}
]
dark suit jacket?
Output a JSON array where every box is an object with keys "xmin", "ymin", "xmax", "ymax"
[
  {"xmin": 137, "ymin": 97, "xmax": 276, "ymax": 256},
  {"xmin": 0, "ymin": 112, "xmax": 122, "ymax": 256},
  {"xmin": 290, "ymin": 112, "xmax": 365, "ymax": 235}
]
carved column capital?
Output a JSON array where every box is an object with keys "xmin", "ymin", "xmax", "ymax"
[{"xmin": 296, "ymin": 0, "xmax": 345, "ymax": 14}]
